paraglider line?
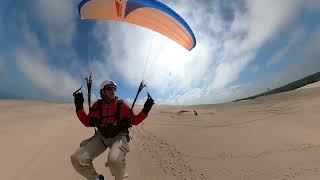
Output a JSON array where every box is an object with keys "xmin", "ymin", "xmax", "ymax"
[
  {"xmin": 141, "ymin": 33, "xmax": 157, "ymax": 82},
  {"xmin": 144, "ymin": 39, "xmax": 166, "ymax": 84}
]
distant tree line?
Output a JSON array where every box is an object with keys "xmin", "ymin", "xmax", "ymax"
[{"xmin": 234, "ymin": 71, "xmax": 320, "ymax": 102}]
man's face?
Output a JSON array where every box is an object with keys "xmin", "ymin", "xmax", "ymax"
[{"xmin": 103, "ymin": 86, "xmax": 116, "ymax": 100}]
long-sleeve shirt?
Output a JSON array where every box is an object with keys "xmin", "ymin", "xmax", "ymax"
[{"xmin": 76, "ymin": 97, "xmax": 148, "ymax": 127}]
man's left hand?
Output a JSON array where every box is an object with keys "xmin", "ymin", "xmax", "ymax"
[{"xmin": 142, "ymin": 93, "xmax": 154, "ymax": 114}]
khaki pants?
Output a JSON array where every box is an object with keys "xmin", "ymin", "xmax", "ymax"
[{"xmin": 70, "ymin": 132, "xmax": 130, "ymax": 180}]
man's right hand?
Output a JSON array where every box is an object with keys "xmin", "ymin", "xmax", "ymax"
[{"xmin": 73, "ymin": 92, "xmax": 84, "ymax": 112}]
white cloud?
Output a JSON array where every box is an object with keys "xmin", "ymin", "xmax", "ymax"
[
  {"xmin": 267, "ymin": 27, "xmax": 306, "ymax": 67},
  {"xmin": 197, "ymin": 0, "xmax": 313, "ymax": 104},
  {"xmin": 93, "ymin": 20, "xmax": 214, "ymax": 95},
  {"xmin": 204, "ymin": 1, "xmax": 317, "ymax": 104},
  {"xmin": 194, "ymin": 0, "xmax": 304, "ymax": 93},
  {"xmin": 251, "ymin": 65, "xmax": 259, "ymax": 73},
  {"xmin": 33, "ymin": 0, "xmax": 77, "ymax": 48},
  {"xmin": 246, "ymin": 25, "xmax": 320, "ymax": 98},
  {"xmin": 15, "ymin": 53, "xmax": 79, "ymax": 98},
  {"xmin": 161, "ymin": 83, "xmax": 258, "ymax": 105},
  {"xmin": 214, "ymin": 0, "xmax": 303, "ymax": 90},
  {"xmin": 0, "ymin": 55, "xmax": 4, "ymax": 72},
  {"xmin": 305, "ymin": 0, "xmax": 320, "ymax": 12},
  {"xmin": 92, "ymin": 0, "xmax": 219, "ymax": 94},
  {"xmin": 91, "ymin": 0, "xmax": 317, "ymax": 104},
  {"xmin": 14, "ymin": 22, "xmax": 80, "ymax": 98},
  {"xmin": 267, "ymin": 45, "xmax": 290, "ymax": 67},
  {"xmin": 228, "ymin": 0, "xmax": 302, "ymax": 53},
  {"xmin": 125, "ymin": 95, "xmax": 148, "ymax": 106},
  {"xmin": 294, "ymin": 25, "xmax": 320, "ymax": 74},
  {"xmin": 0, "ymin": 18, "xmax": 3, "ymax": 40},
  {"xmin": 167, "ymin": 88, "xmax": 204, "ymax": 105},
  {"xmin": 209, "ymin": 52, "xmax": 254, "ymax": 90}
]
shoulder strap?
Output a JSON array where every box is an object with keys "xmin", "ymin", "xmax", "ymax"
[
  {"xmin": 89, "ymin": 101, "xmax": 100, "ymax": 112},
  {"xmin": 96, "ymin": 99, "xmax": 103, "ymax": 125},
  {"xmin": 96, "ymin": 99, "xmax": 123, "ymax": 125},
  {"xmin": 114, "ymin": 99, "xmax": 123, "ymax": 121}
]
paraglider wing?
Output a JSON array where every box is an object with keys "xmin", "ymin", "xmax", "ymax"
[
  {"xmin": 78, "ymin": 0, "xmax": 196, "ymax": 50},
  {"xmin": 177, "ymin": 110, "xmax": 191, "ymax": 114}
]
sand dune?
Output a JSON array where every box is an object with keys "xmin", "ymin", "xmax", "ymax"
[{"xmin": 0, "ymin": 85, "xmax": 319, "ymax": 180}]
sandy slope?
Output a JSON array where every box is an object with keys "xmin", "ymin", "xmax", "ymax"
[{"xmin": 0, "ymin": 85, "xmax": 319, "ymax": 180}]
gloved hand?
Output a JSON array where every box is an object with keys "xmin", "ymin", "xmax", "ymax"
[
  {"xmin": 73, "ymin": 92, "xmax": 84, "ymax": 112},
  {"xmin": 142, "ymin": 93, "xmax": 154, "ymax": 114}
]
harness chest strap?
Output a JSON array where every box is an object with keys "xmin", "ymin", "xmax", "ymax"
[
  {"xmin": 88, "ymin": 100, "xmax": 120, "ymax": 125},
  {"xmin": 90, "ymin": 99, "xmax": 132, "ymax": 141},
  {"xmin": 92, "ymin": 99, "xmax": 123, "ymax": 125}
]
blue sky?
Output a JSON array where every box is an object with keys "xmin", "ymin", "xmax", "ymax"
[{"xmin": 0, "ymin": 0, "xmax": 320, "ymax": 105}]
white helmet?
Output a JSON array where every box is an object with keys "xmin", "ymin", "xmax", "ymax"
[{"xmin": 100, "ymin": 80, "xmax": 117, "ymax": 90}]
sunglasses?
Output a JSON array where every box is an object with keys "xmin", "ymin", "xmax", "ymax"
[{"xmin": 105, "ymin": 86, "xmax": 116, "ymax": 91}]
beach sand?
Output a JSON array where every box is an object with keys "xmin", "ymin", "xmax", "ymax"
[{"xmin": 0, "ymin": 82, "xmax": 319, "ymax": 180}]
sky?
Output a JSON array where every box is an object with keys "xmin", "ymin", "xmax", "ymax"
[{"xmin": 0, "ymin": 0, "xmax": 320, "ymax": 105}]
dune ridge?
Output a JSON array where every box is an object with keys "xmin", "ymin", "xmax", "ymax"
[{"xmin": 0, "ymin": 84, "xmax": 319, "ymax": 179}]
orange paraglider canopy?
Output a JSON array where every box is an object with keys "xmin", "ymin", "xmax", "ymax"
[{"xmin": 78, "ymin": 0, "xmax": 196, "ymax": 50}]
